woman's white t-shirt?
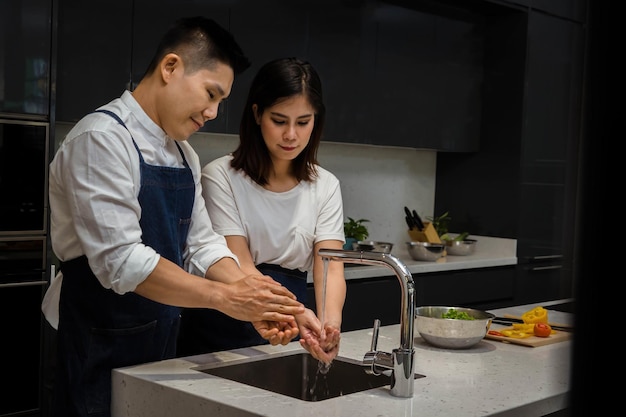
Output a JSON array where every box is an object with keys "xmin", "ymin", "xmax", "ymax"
[{"xmin": 201, "ymin": 155, "xmax": 345, "ymax": 272}]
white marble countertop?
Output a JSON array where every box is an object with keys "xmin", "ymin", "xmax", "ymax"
[
  {"xmin": 112, "ymin": 299, "xmax": 571, "ymax": 417},
  {"xmin": 312, "ymin": 235, "xmax": 517, "ymax": 283}
]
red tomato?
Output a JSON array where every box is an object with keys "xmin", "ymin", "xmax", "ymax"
[{"xmin": 534, "ymin": 323, "xmax": 552, "ymax": 337}]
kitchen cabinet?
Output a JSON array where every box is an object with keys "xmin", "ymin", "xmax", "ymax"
[
  {"xmin": 0, "ymin": 0, "xmax": 51, "ymax": 117},
  {"xmin": 228, "ymin": 1, "xmax": 310, "ymax": 134},
  {"xmin": 55, "ymin": 0, "xmax": 133, "ymax": 122},
  {"xmin": 0, "ymin": 237, "xmax": 47, "ymax": 417},
  {"xmin": 131, "ymin": 1, "xmax": 231, "ymax": 133},
  {"xmin": 54, "ymin": 0, "xmax": 500, "ymax": 151},
  {"xmin": 531, "ymin": 0, "xmax": 587, "ymax": 22},
  {"xmin": 514, "ymin": 11, "xmax": 583, "ymax": 304},
  {"xmin": 308, "ymin": 266, "xmax": 516, "ymax": 332},
  {"xmin": 364, "ymin": 1, "xmax": 486, "ymax": 150},
  {"xmin": 308, "ymin": 276, "xmax": 402, "ymax": 332},
  {"xmin": 484, "ymin": 0, "xmax": 587, "ymax": 22},
  {"xmin": 0, "ymin": 284, "xmax": 45, "ymax": 417},
  {"xmin": 434, "ymin": 9, "xmax": 583, "ymax": 305}
]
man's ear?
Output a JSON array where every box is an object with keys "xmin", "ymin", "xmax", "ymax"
[{"xmin": 160, "ymin": 53, "xmax": 182, "ymax": 82}]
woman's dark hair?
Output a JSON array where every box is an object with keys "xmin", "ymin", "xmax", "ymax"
[
  {"xmin": 143, "ymin": 16, "xmax": 250, "ymax": 79},
  {"xmin": 231, "ymin": 57, "xmax": 326, "ymax": 185}
]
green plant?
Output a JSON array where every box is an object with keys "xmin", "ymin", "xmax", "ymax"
[
  {"xmin": 427, "ymin": 211, "xmax": 470, "ymax": 241},
  {"xmin": 343, "ymin": 217, "xmax": 370, "ymax": 241},
  {"xmin": 426, "ymin": 211, "xmax": 452, "ymax": 237}
]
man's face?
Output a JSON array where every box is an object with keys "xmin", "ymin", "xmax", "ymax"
[{"xmin": 159, "ymin": 61, "xmax": 234, "ymax": 141}]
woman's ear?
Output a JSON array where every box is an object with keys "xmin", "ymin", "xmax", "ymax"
[{"xmin": 252, "ymin": 104, "xmax": 261, "ymax": 125}]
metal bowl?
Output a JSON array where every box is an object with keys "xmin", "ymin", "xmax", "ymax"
[
  {"xmin": 353, "ymin": 240, "xmax": 393, "ymax": 254},
  {"xmin": 406, "ymin": 241, "xmax": 445, "ymax": 261},
  {"xmin": 414, "ymin": 306, "xmax": 495, "ymax": 349},
  {"xmin": 445, "ymin": 239, "xmax": 477, "ymax": 256}
]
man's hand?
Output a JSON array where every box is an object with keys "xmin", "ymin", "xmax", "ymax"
[{"xmin": 220, "ymin": 274, "xmax": 305, "ymax": 322}]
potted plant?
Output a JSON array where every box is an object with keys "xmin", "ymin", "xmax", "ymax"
[
  {"xmin": 426, "ymin": 211, "xmax": 469, "ymax": 242},
  {"xmin": 426, "ymin": 211, "xmax": 451, "ymax": 238},
  {"xmin": 343, "ymin": 217, "xmax": 370, "ymax": 250}
]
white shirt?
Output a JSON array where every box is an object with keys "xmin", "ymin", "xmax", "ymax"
[
  {"xmin": 42, "ymin": 91, "xmax": 236, "ymax": 328},
  {"xmin": 202, "ymin": 155, "xmax": 345, "ymax": 272}
]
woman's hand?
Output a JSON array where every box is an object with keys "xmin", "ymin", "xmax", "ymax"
[
  {"xmin": 252, "ymin": 319, "xmax": 299, "ymax": 345},
  {"xmin": 296, "ymin": 309, "xmax": 341, "ymax": 365}
]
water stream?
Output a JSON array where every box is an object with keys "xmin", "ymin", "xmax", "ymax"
[{"xmin": 318, "ymin": 258, "xmax": 331, "ymax": 375}]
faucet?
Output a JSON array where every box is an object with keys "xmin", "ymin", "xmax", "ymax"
[{"xmin": 318, "ymin": 248, "xmax": 415, "ymax": 398}]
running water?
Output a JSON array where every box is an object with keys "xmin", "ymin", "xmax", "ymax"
[
  {"xmin": 320, "ymin": 258, "xmax": 329, "ymax": 339},
  {"xmin": 318, "ymin": 258, "xmax": 331, "ymax": 375}
]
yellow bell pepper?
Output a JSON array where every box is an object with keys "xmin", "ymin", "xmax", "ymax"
[
  {"xmin": 500, "ymin": 329, "xmax": 534, "ymax": 338},
  {"xmin": 521, "ymin": 306, "xmax": 548, "ymax": 324},
  {"xmin": 512, "ymin": 323, "xmax": 536, "ymax": 333}
]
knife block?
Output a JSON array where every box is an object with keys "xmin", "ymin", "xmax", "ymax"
[{"xmin": 408, "ymin": 222, "xmax": 441, "ymax": 244}]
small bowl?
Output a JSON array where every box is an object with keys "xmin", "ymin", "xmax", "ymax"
[
  {"xmin": 445, "ymin": 239, "xmax": 477, "ymax": 256},
  {"xmin": 406, "ymin": 241, "xmax": 445, "ymax": 261},
  {"xmin": 415, "ymin": 306, "xmax": 495, "ymax": 349},
  {"xmin": 353, "ymin": 240, "xmax": 393, "ymax": 254}
]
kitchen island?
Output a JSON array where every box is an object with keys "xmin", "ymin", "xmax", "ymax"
[{"xmin": 112, "ymin": 300, "xmax": 572, "ymax": 417}]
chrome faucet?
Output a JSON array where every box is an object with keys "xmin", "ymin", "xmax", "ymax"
[{"xmin": 318, "ymin": 248, "xmax": 415, "ymax": 398}]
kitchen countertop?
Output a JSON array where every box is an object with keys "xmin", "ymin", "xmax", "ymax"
[
  {"xmin": 111, "ymin": 299, "xmax": 571, "ymax": 417},
  {"xmin": 313, "ymin": 235, "xmax": 517, "ymax": 283}
]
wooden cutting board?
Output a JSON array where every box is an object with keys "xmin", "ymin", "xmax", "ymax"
[{"xmin": 485, "ymin": 324, "xmax": 572, "ymax": 347}]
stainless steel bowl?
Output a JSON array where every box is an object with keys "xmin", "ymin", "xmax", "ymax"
[
  {"xmin": 353, "ymin": 240, "xmax": 393, "ymax": 254},
  {"xmin": 445, "ymin": 239, "xmax": 477, "ymax": 256},
  {"xmin": 406, "ymin": 241, "xmax": 445, "ymax": 261},
  {"xmin": 414, "ymin": 306, "xmax": 495, "ymax": 349}
]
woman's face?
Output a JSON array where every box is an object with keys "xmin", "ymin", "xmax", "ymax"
[{"xmin": 254, "ymin": 94, "xmax": 315, "ymax": 164}]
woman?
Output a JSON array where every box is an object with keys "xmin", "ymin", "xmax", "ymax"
[{"xmin": 178, "ymin": 57, "xmax": 346, "ymax": 364}]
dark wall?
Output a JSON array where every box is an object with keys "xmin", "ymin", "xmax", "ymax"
[{"xmin": 570, "ymin": 0, "xmax": 606, "ymax": 414}]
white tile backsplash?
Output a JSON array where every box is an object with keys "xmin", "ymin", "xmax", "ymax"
[
  {"xmin": 188, "ymin": 132, "xmax": 437, "ymax": 248},
  {"xmin": 55, "ymin": 125, "xmax": 437, "ymax": 249}
]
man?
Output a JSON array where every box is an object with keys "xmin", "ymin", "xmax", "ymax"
[{"xmin": 42, "ymin": 16, "xmax": 303, "ymax": 417}]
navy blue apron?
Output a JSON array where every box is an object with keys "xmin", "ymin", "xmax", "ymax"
[
  {"xmin": 53, "ymin": 109, "xmax": 194, "ymax": 417},
  {"xmin": 177, "ymin": 263, "xmax": 307, "ymax": 356}
]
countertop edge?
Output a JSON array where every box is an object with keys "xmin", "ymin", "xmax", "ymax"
[{"xmin": 312, "ymin": 235, "xmax": 517, "ymax": 282}]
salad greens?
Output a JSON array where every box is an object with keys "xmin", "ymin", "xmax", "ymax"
[{"xmin": 442, "ymin": 309, "xmax": 475, "ymax": 320}]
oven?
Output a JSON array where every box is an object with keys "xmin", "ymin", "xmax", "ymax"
[{"xmin": 0, "ymin": 118, "xmax": 49, "ymax": 235}]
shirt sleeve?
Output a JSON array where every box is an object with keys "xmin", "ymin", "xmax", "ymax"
[
  {"xmin": 51, "ymin": 124, "xmax": 159, "ymax": 294},
  {"xmin": 180, "ymin": 147, "xmax": 239, "ymax": 277},
  {"xmin": 201, "ymin": 156, "xmax": 247, "ymax": 237},
  {"xmin": 314, "ymin": 170, "xmax": 346, "ymax": 244}
]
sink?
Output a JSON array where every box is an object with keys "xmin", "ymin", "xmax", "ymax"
[{"xmin": 196, "ymin": 351, "xmax": 423, "ymax": 402}]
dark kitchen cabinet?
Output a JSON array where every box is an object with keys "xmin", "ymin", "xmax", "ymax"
[
  {"xmin": 365, "ymin": 2, "xmax": 486, "ymax": 150},
  {"xmin": 514, "ymin": 11, "xmax": 583, "ymax": 304},
  {"xmin": 415, "ymin": 266, "xmax": 515, "ymax": 310},
  {"xmin": 228, "ymin": 1, "xmax": 310, "ymax": 134},
  {"xmin": 486, "ymin": 0, "xmax": 587, "ymax": 22},
  {"xmin": 131, "ymin": 1, "xmax": 231, "ymax": 133},
  {"xmin": 54, "ymin": 0, "xmax": 517, "ymax": 152},
  {"xmin": 531, "ymin": 0, "xmax": 587, "ymax": 22},
  {"xmin": 434, "ymin": 10, "xmax": 584, "ymax": 305},
  {"xmin": 295, "ymin": 3, "xmax": 375, "ymax": 145},
  {"xmin": 0, "ymin": 283, "xmax": 45, "ymax": 417},
  {"xmin": 55, "ymin": 0, "xmax": 133, "ymax": 122},
  {"xmin": 0, "ymin": 0, "xmax": 51, "ymax": 117},
  {"xmin": 308, "ymin": 276, "xmax": 402, "ymax": 332},
  {"xmin": 308, "ymin": 266, "xmax": 515, "ymax": 332},
  {"xmin": 1, "ymin": 237, "xmax": 47, "ymax": 417}
]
